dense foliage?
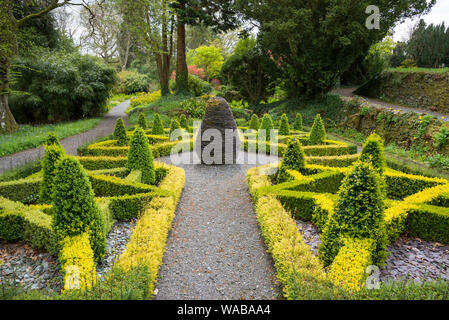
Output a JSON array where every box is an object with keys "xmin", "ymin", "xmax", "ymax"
[
  {"xmin": 309, "ymin": 114, "xmax": 326, "ymax": 145},
  {"xmin": 152, "ymin": 113, "xmax": 165, "ymax": 135},
  {"xmin": 249, "ymin": 114, "xmax": 260, "ymax": 130},
  {"xmin": 293, "ymin": 113, "xmax": 303, "ymax": 131},
  {"xmin": 39, "ymin": 143, "xmax": 65, "ymax": 204},
  {"xmin": 10, "ymin": 51, "xmax": 116, "ymax": 123},
  {"xmin": 138, "ymin": 112, "xmax": 148, "ymax": 129},
  {"xmin": 277, "ymin": 138, "xmax": 306, "ymax": 183},
  {"xmin": 279, "ymin": 114, "xmax": 290, "ymax": 136},
  {"xmin": 127, "ymin": 127, "xmax": 155, "ymax": 185},
  {"xmin": 113, "ymin": 118, "xmax": 129, "ymax": 146}
]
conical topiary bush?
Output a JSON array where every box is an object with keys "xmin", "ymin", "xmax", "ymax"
[
  {"xmin": 39, "ymin": 144, "xmax": 65, "ymax": 204},
  {"xmin": 152, "ymin": 113, "xmax": 165, "ymax": 135},
  {"xmin": 169, "ymin": 118, "xmax": 181, "ymax": 139},
  {"xmin": 249, "ymin": 114, "xmax": 260, "ymax": 131},
  {"xmin": 259, "ymin": 114, "xmax": 274, "ymax": 141},
  {"xmin": 127, "ymin": 126, "xmax": 155, "ymax": 185},
  {"xmin": 45, "ymin": 132, "xmax": 61, "ymax": 146},
  {"xmin": 360, "ymin": 133, "xmax": 386, "ymax": 175},
  {"xmin": 138, "ymin": 112, "xmax": 148, "ymax": 130},
  {"xmin": 318, "ymin": 160, "xmax": 388, "ymax": 267},
  {"xmin": 309, "ymin": 114, "xmax": 326, "ymax": 145},
  {"xmin": 179, "ymin": 114, "xmax": 188, "ymax": 129},
  {"xmin": 277, "ymin": 138, "xmax": 306, "ymax": 183},
  {"xmin": 113, "ymin": 118, "xmax": 129, "ymax": 146},
  {"xmin": 293, "ymin": 113, "xmax": 303, "ymax": 131},
  {"xmin": 279, "ymin": 113, "xmax": 290, "ymax": 136},
  {"xmin": 52, "ymin": 156, "xmax": 106, "ymax": 261}
]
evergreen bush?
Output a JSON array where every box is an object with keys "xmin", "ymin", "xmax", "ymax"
[
  {"xmin": 113, "ymin": 118, "xmax": 129, "ymax": 146},
  {"xmin": 309, "ymin": 114, "xmax": 326, "ymax": 145},
  {"xmin": 277, "ymin": 138, "xmax": 306, "ymax": 183},
  {"xmin": 179, "ymin": 114, "xmax": 188, "ymax": 128},
  {"xmin": 293, "ymin": 113, "xmax": 303, "ymax": 131},
  {"xmin": 279, "ymin": 113, "xmax": 290, "ymax": 136},
  {"xmin": 259, "ymin": 114, "xmax": 274, "ymax": 141},
  {"xmin": 249, "ymin": 114, "xmax": 260, "ymax": 130},
  {"xmin": 138, "ymin": 112, "xmax": 148, "ymax": 130},
  {"xmin": 127, "ymin": 127, "xmax": 155, "ymax": 185},
  {"xmin": 318, "ymin": 160, "xmax": 389, "ymax": 267},
  {"xmin": 52, "ymin": 157, "xmax": 106, "ymax": 261},
  {"xmin": 152, "ymin": 113, "xmax": 165, "ymax": 135},
  {"xmin": 45, "ymin": 132, "xmax": 61, "ymax": 146},
  {"xmin": 39, "ymin": 144, "xmax": 65, "ymax": 204},
  {"xmin": 360, "ymin": 133, "xmax": 387, "ymax": 175},
  {"xmin": 169, "ymin": 119, "xmax": 181, "ymax": 137}
]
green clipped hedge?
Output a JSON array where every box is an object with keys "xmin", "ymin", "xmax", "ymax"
[
  {"xmin": 385, "ymin": 172, "xmax": 445, "ymax": 200},
  {"xmin": 0, "ymin": 178, "xmax": 41, "ymax": 204},
  {"xmin": 407, "ymin": 204, "xmax": 449, "ymax": 244}
]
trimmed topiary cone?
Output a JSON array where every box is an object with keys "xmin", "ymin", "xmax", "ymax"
[
  {"xmin": 277, "ymin": 138, "xmax": 306, "ymax": 183},
  {"xmin": 138, "ymin": 112, "xmax": 148, "ymax": 129},
  {"xmin": 39, "ymin": 144, "xmax": 65, "ymax": 204},
  {"xmin": 360, "ymin": 133, "xmax": 387, "ymax": 175},
  {"xmin": 45, "ymin": 132, "xmax": 61, "ymax": 146},
  {"xmin": 52, "ymin": 156, "xmax": 106, "ymax": 261},
  {"xmin": 309, "ymin": 114, "xmax": 326, "ymax": 145},
  {"xmin": 259, "ymin": 114, "xmax": 274, "ymax": 141},
  {"xmin": 318, "ymin": 160, "xmax": 389, "ymax": 267},
  {"xmin": 113, "ymin": 118, "xmax": 129, "ymax": 146},
  {"xmin": 279, "ymin": 113, "xmax": 290, "ymax": 136},
  {"xmin": 249, "ymin": 114, "xmax": 260, "ymax": 130},
  {"xmin": 293, "ymin": 113, "xmax": 303, "ymax": 131},
  {"xmin": 169, "ymin": 119, "xmax": 181, "ymax": 137},
  {"xmin": 152, "ymin": 113, "xmax": 165, "ymax": 135},
  {"xmin": 127, "ymin": 126, "xmax": 155, "ymax": 185},
  {"xmin": 179, "ymin": 114, "xmax": 188, "ymax": 129}
]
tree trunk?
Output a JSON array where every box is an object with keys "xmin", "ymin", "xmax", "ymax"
[
  {"xmin": 0, "ymin": 57, "xmax": 18, "ymax": 134},
  {"xmin": 175, "ymin": 10, "xmax": 189, "ymax": 95}
]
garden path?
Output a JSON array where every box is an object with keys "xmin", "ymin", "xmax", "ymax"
[
  {"xmin": 0, "ymin": 100, "xmax": 130, "ymax": 174},
  {"xmin": 155, "ymin": 151, "xmax": 282, "ymax": 300},
  {"xmin": 334, "ymin": 87, "xmax": 449, "ymax": 122}
]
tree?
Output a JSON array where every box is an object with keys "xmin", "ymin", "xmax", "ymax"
[
  {"xmin": 113, "ymin": 118, "xmax": 129, "ymax": 146},
  {"xmin": 277, "ymin": 138, "xmax": 306, "ymax": 184},
  {"xmin": 119, "ymin": 0, "xmax": 175, "ymax": 96},
  {"xmin": 279, "ymin": 113, "xmax": 290, "ymax": 136},
  {"xmin": 0, "ymin": 0, "xmax": 99, "ymax": 134},
  {"xmin": 237, "ymin": 0, "xmax": 435, "ymax": 98},
  {"xmin": 40, "ymin": 143, "xmax": 65, "ymax": 204},
  {"xmin": 259, "ymin": 113, "xmax": 274, "ymax": 141},
  {"xmin": 138, "ymin": 112, "xmax": 148, "ymax": 129},
  {"xmin": 190, "ymin": 45, "xmax": 224, "ymax": 80},
  {"xmin": 293, "ymin": 113, "xmax": 303, "ymax": 131},
  {"xmin": 249, "ymin": 114, "xmax": 260, "ymax": 130},
  {"xmin": 152, "ymin": 113, "xmax": 165, "ymax": 135}
]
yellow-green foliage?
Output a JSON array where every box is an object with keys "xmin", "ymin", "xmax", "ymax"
[
  {"xmin": 277, "ymin": 138, "xmax": 306, "ymax": 184},
  {"xmin": 247, "ymin": 166, "xmax": 326, "ymax": 299},
  {"xmin": 360, "ymin": 133, "xmax": 387, "ymax": 174},
  {"xmin": 328, "ymin": 237, "xmax": 374, "ymax": 292},
  {"xmin": 152, "ymin": 113, "xmax": 165, "ymax": 135},
  {"xmin": 249, "ymin": 114, "xmax": 260, "ymax": 130},
  {"xmin": 115, "ymin": 164, "xmax": 185, "ymax": 297},
  {"xmin": 45, "ymin": 132, "xmax": 61, "ymax": 147},
  {"xmin": 113, "ymin": 118, "xmax": 129, "ymax": 146},
  {"xmin": 138, "ymin": 112, "xmax": 148, "ymax": 129},
  {"xmin": 127, "ymin": 127, "xmax": 155, "ymax": 185},
  {"xmin": 293, "ymin": 113, "xmax": 303, "ymax": 131},
  {"xmin": 59, "ymin": 232, "xmax": 97, "ymax": 293},
  {"xmin": 130, "ymin": 90, "xmax": 161, "ymax": 109},
  {"xmin": 279, "ymin": 114, "xmax": 290, "ymax": 136}
]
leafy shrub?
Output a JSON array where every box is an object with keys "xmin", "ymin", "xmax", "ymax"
[
  {"xmin": 129, "ymin": 90, "xmax": 161, "ymax": 109},
  {"xmin": 113, "ymin": 118, "xmax": 129, "ymax": 146},
  {"xmin": 230, "ymin": 100, "xmax": 250, "ymax": 120},
  {"xmin": 293, "ymin": 113, "xmax": 303, "ymax": 131},
  {"xmin": 179, "ymin": 114, "xmax": 188, "ymax": 128},
  {"xmin": 249, "ymin": 114, "xmax": 260, "ymax": 130},
  {"xmin": 152, "ymin": 113, "xmax": 165, "ymax": 135},
  {"xmin": 188, "ymin": 74, "xmax": 212, "ymax": 96},
  {"xmin": 277, "ymin": 138, "xmax": 306, "ymax": 183},
  {"xmin": 52, "ymin": 157, "xmax": 106, "ymax": 261},
  {"xmin": 117, "ymin": 71, "xmax": 149, "ymax": 94},
  {"xmin": 39, "ymin": 144, "xmax": 65, "ymax": 204},
  {"xmin": 10, "ymin": 51, "xmax": 116, "ymax": 123},
  {"xmin": 319, "ymin": 160, "xmax": 388, "ymax": 267},
  {"xmin": 169, "ymin": 119, "xmax": 181, "ymax": 137},
  {"xmin": 309, "ymin": 114, "xmax": 326, "ymax": 145},
  {"xmin": 127, "ymin": 127, "xmax": 155, "ymax": 185},
  {"xmin": 181, "ymin": 98, "xmax": 206, "ymax": 119},
  {"xmin": 138, "ymin": 112, "xmax": 148, "ymax": 129},
  {"xmin": 434, "ymin": 127, "xmax": 449, "ymax": 150},
  {"xmin": 360, "ymin": 133, "xmax": 387, "ymax": 175},
  {"xmin": 259, "ymin": 114, "xmax": 274, "ymax": 141},
  {"xmin": 279, "ymin": 114, "xmax": 290, "ymax": 136}
]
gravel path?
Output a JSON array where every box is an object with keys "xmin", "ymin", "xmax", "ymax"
[
  {"xmin": 154, "ymin": 151, "xmax": 282, "ymax": 300},
  {"xmin": 0, "ymin": 101, "xmax": 130, "ymax": 174},
  {"xmin": 333, "ymin": 87, "xmax": 449, "ymax": 122},
  {"xmin": 296, "ymin": 219, "xmax": 449, "ymax": 283}
]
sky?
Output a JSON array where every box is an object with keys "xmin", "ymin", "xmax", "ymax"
[{"xmin": 393, "ymin": 0, "xmax": 449, "ymax": 41}]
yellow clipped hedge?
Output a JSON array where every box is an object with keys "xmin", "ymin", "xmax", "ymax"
[
  {"xmin": 115, "ymin": 164, "xmax": 185, "ymax": 297},
  {"xmin": 328, "ymin": 237, "xmax": 374, "ymax": 292},
  {"xmin": 247, "ymin": 165, "xmax": 326, "ymax": 299},
  {"xmin": 59, "ymin": 232, "xmax": 97, "ymax": 293}
]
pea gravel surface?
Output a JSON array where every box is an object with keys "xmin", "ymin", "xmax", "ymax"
[{"xmin": 155, "ymin": 151, "xmax": 282, "ymax": 300}]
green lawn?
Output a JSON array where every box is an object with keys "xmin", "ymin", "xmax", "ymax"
[
  {"xmin": 0, "ymin": 118, "xmax": 101, "ymax": 157},
  {"xmin": 387, "ymin": 67, "xmax": 449, "ymax": 73}
]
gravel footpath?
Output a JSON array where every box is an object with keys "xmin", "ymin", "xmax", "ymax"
[
  {"xmin": 154, "ymin": 151, "xmax": 282, "ymax": 300},
  {"xmin": 296, "ymin": 219, "xmax": 449, "ymax": 283},
  {"xmin": 0, "ymin": 101, "xmax": 130, "ymax": 174}
]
